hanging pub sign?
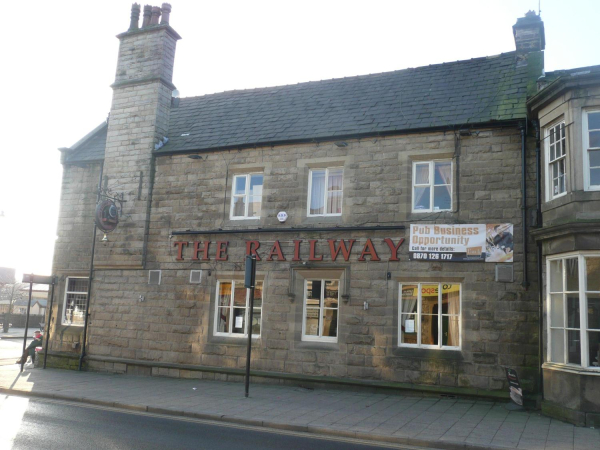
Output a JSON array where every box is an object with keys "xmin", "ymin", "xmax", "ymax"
[{"xmin": 408, "ymin": 223, "xmax": 514, "ymax": 262}]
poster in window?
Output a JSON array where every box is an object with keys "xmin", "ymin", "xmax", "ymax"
[{"xmin": 409, "ymin": 224, "xmax": 513, "ymax": 262}]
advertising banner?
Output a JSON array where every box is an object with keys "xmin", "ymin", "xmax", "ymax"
[{"xmin": 408, "ymin": 223, "xmax": 513, "ymax": 262}]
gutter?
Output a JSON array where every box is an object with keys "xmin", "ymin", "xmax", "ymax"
[
  {"xmin": 533, "ymin": 119, "xmax": 544, "ymax": 399},
  {"xmin": 520, "ymin": 122, "xmax": 529, "ymax": 289}
]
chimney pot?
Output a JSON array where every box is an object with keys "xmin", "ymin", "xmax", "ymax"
[
  {"xmin": 150, "ymin": 6, "xmax": 161, "ymax": 25},
  {"xmin": 161, "ymin": 3, "xmax": 171, "ymax": 25},
  {"xmin": 513, "ymin": 11, "xmax": 545, "ymax": 53},
  {"xmin": 129, "ymin": 3, "xmax": 141, "ymax": 31},
  {"xmin": 142, "ymin": 5, "xmax": 152, "ymax": 28}
]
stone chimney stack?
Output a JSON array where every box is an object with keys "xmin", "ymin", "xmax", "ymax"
[
  {"xmin": 97, "ymin": 3, "xmax": 181, "ymax": 267},
  {"xmin": 513, "ymin": 11, "xmax": 545, "ymax": 53}
]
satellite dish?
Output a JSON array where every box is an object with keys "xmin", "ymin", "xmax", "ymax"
[{"xmin": 95, "ymin": 199, "xmax": 119, "ymax": 232}]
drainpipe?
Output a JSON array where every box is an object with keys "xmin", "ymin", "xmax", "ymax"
[
  {"xmin": 533, "ymin": 119, "xmax": 544, "ymax": 398},
  {"xmin": 79, "ymin": 161, "xmax": 104, "ymax": 371},
  {"xmin": 520, "ymin": 122, "xmax": 529, "ymax": 289}
]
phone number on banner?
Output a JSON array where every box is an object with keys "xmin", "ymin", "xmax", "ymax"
[{"xmin": 409, "ymin": 252, "xmax": 455, "ymax": 260}]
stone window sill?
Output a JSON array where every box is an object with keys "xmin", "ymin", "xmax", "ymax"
[{"xmin": 542, "ymin": 362, "xmax": 600, "ymax": 376}]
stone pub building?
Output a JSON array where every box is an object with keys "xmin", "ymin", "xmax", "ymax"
[{"xmin": 47, "ymin": 5, "xmax": 600, "ymax": 425}]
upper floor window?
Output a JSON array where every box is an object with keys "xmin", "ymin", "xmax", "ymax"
[
  {"xmin": 546, "ymin": 122, "xmax": 567, "ymax": 199},
  {"xmin": 214, "ymin": 280, "xmax": 263, "ymax": 337},
  {"xmin": 302, "ymin": 279, "xmax": 339, "ymax": 342},
  {"xmin": 308, "ymin": 168, "xmax": 343, "ymax": 217},
  {"xmin": 62, "ymin": 277, "xmax": 89, "ymax": 326},
  {"xmin": 584, "ymin": 110, "xmax": 600, "ymax": 191},
  {"xmin": 231, "ymin": 174, "xmax": 263, "ymax": 219},
  {"xmin": 412, "ymin": 161, "xmax": 452, "ymax": 213},
  {"xmin": 547, "ymin": 253, "xmax": 600, "ymax": 369},
  {"xmin": 399, "ymin": 282, "xmax": 461, "ymax": 350}
]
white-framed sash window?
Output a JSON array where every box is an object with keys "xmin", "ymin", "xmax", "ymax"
[
  {"xmin": 398, "ymin": 283, "xmax": 461, "ymax": 350},
  {"xmin": 412, "ymin": 161, "xmax": 452, "ymax": 213},
  {"xmin": 547, "ymin": 253, "xmax": 600, "ymax": 369},
  {"xmin": 307, "ymin": 168, "xmax": 343, "ymax": 216},
  {"xmin": 230, "ymin": 173, "xmax": 263, "ymax": 219},
  {"xmin": 214, "ymin": 280, "xmax": 263, "ymax": 337},
  {"xmin": 62, "ymin": 277, "xmax": 89, "ymax": 326},
  {"xmin": 302, "ymin": 279, "xmax": 339, "ymax": 342},
  {"xmin": 583, "ymin": 110, "xmax": 600, "ymax": 191},
  {"xmin": 546, "ymin": 121, "xmax": 567, "ymax": 199}
]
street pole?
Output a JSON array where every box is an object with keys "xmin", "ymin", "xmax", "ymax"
[
  {"xmin": 43, "ymin": 277, "xmax": 56, "ymax": 369},
  {"xmin": 244, "ymin": 255, "xmax": 256, "ymax": 398},
  {"xmin": 20, "ymin": 276, "xmax": 34, "ymax": 373}
]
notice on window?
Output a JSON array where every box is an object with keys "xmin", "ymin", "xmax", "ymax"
[
  {"xmin": 235, "ymin": 316, "xmax": 243, "ymax": 329},
  {"xmin": 408, "ymin": 224, "xmax": 513, "ymax": 262},
  {"xmin": 404, "ymin": 319, "xmax": 415, "ymax": 333}
]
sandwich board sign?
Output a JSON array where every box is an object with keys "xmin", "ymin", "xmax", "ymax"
[{"xmin": 505, "ymin": 368, "xmax": 523, "ymax": 406}]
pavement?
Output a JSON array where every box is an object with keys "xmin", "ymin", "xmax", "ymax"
[
  {"xmin": 0, "ymin": 328, "xmax": 35, "ymax": 339},
  {"xmin": 0, "ymin": 364, "xmax": 598, "ymax": 450}
]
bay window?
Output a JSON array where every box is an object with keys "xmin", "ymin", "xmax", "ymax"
[
  {"xmin": 547, "ymin": 253, "xmax": 600, "ymax": 368},
  {"xmin": 584, "ymin": 110, "xmax": 600, "ymax": 191},
  {"xmin": 546, "ymin": 122, "xmax": 567, "ymax": 199}
]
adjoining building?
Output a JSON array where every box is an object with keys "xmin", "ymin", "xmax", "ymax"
[
  {"xmin": 45, "ymin": 4, "xmax": 598, "ymax": 424},
  {"xmin": 528, "ymin": 65, "xmax": 600, "ymax": 426}
]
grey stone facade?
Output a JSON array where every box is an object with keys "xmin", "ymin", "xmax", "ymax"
[{"xmin": 47, "ymin": 5, "xmax": 545, "ymax": 400}]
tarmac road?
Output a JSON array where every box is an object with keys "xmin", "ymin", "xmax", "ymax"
[{"xmin": 0, "ymin": 395, "xmax": 424, "ymax": 450}]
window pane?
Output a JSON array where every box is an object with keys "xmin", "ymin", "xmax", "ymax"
[
  {"xmin": 442, "ymin": 316, "xmax": 459, "ymax": 347},
  {"xmin": 415, "ymin": 164, "xmax": 429, "ymax": 184},
  {"xmin": 249, "ymin": 174, "xmax": 263, "ymax": 196},
  {"xmin": 252, "ymin": 282, "xmax": 263, "ymax": 308},
  {"xmin": 217, "ymin": 307, "xmax": 229, "ymax": 333},
  {"xmin": 590, "ymin": 131, "xmax": 600, "ymax": 148},
  {"xmin": 401, "ymin": 285, "xmax": 418, "ymax": 314},
  {"xmin": 65, "ymin": 293, "xmax": 86, "ymax": 325},
  {"xmin": 555, "ymin": 140, "xmax": 562, "ymax": 157},
  {"xmin": 233, "ymin": 284, "xmax": 246, "ymax": 307},
  {"xmin": 567, "ymin": 330, "xmax": 581, "ymax": 365},
  {"xmin": 442, "ymin": 284, "xmax": 460, "ymax": 315},
  {"xmin": 401, "ymin": 313, "xmax": 417, "ymax": 344},
  {"xmin": 421, "ymin": 315, "xmax": 438, "ymax": 345},
  {"xmin": 588, "ymin": 294, "xmax": 600, "ymax": 330},
  {"xmin": 567, "ymin": 294, "xmax": 580, "ymax": 328},
  {"xmin": 590, "ymin": 168, "xmax": 600, "ymax": 186},
  {"xmin": 248, "ymin": 196, "xmax": 261, "ymax": 217},
  {"xmin": 251, "ymin": 309, "xmax": 261, "ymax": 335},
  {"xmin": 305, "ymin": 308, "xmax": 320, "ymax": 336},
  {"xmin": 413, "ymin": 186, "xmax": 430, "ymax": 210},
  {"xmin": 586, "ymin": 258, "xmax": 600, "ymax": 291},
  {"xmin": 306, "ymin": 280, "xmax": 321, "ymax": 306},
  {"xmin": 218, "ymin": 282, "xmax": 232, "ymax": 306},
  {"xmin": 589, "ymin": 112, "xmax": 600, "ymax": 130},
  {"xmin": 324, "ymin": 280, "xmax": 339, "ymax": 308},
  {"xmin": 309, "ymin": 170, "xmax": 325, "ymax": 215},
  {"xmin": 590, "ymin": 149, "xmax": 600, "ymax": 167},
  {"xmin": 327, "ymin": 190, "xmax": 342, "ymax": 214},
  {"xmin": 588, "ymin": 331, "xmax": 600, "ymax": 368},
  {"xmin": 434, "ymin": 162, "xmax": 451, "ymax": 185},
  {"xmin": 421, "ymin": 285, "xmax": 438, "ymax": 314},
  {"xmin": 550, "ymin": 260, "xmax": 563, "ymax": 292},
  {"xmin": 232, "ymin": 308, "xmax": 245, "ymax": 334},
  {"xmin": 328, "ymin": 169, "xmax": 343, "ymax": 191},
  {"xmin": 323, "ymin": 308, "xmax": 338, "ymax": 337},
  {"xmin": 550, "ymin": 293, "xmax": 564, "ymax": 327},
  {"xmin": 234, "ymin": 176, "xmax": 246, "ymax": 195},
  {"xmin": 67, "ymin": 278, "xmax": 88, "ymax": 292},
  {"xmin": 433, "ymin": 186, "xmax": 451, "ymax": 210},
  {"xmin": 565, "ymin": 258, "xmax": 579, "ymax": 291},
  {"xmin": 232, "ymin": 197, "xmax": 245, "ymax": 217},
  {"xmin": 550, "ymin": 329, "xmax": 564, "ymax": 363}
]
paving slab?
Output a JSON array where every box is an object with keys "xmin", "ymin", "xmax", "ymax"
[{"xmin": 0, "ymin": 363, "xmax": 598, "ymax": 450}]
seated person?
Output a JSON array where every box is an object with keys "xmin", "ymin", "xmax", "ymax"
[{"xmin": 16, "ymin": 331, "xmax": 43, "ymax": 365}]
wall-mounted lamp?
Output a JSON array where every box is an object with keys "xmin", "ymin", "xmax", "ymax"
[
  {"xmin": 334, "ymin": 141, "xmax": 348, "ymax": 148},
  {"xmin": 101, "ymin": 233, "xmax": 108, "ymax": 244},
  {"xmin": 187, "ymin": 154, "xmax": 203, "ymax": 160},
  {"xmin": 459, "ymin": 130, "xmax": 472, "ymax": 137}
]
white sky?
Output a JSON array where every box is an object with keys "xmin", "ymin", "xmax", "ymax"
[{"xmin": 0, "ymin": 0, "xmax": 598, "ymax": 279}]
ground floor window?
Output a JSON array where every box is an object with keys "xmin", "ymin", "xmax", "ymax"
[
  {"xmin": 62, "ymin": 277, "xmax": 89, "ymax": 326},
  {"xmin": 399, "ymin": 283, "xmax": 460, "ymax": 349},
  {"xmin": 302, "ymin": 279, "xmax": 339, "ymax": 342},
  {"xmin": 214, "ymin": 280, "xmax": 262, "ymax": 337},
  {"xmin": 547, "ymin": 253, "xmax": 600, "ymax": 368}
]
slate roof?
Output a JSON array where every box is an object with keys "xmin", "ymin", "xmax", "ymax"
[
  {"xmin": 65, "ymin": 51, "xmax": 533, "ymax": 162},
  {"xmin": 64, "ymin": 122, "xmax": 108, "ymax": 164}
]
